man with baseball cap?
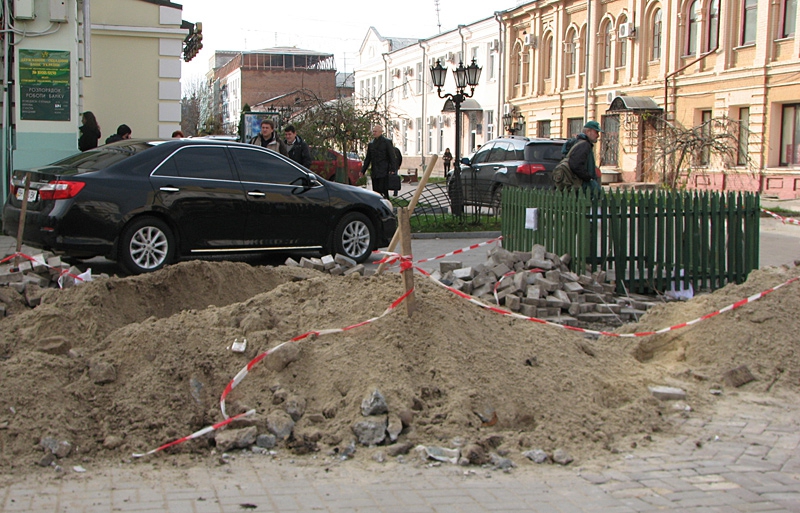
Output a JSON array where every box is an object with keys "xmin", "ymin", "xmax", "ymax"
[{"xmin": 567, "ymin": 120, "xmax": 603, "ymax": 191}]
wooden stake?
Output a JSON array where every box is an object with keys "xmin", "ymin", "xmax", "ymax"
[
  {"xmin": 14, "ymin": 172, "xmax": 31, "ymax": 269},
  {"xmin": 377, "ymin": 154, "xmax": 439, "ymax": 275},
  {"xmin": 398, "ymin": 207, "xmax": 416, "ymax": 316}
]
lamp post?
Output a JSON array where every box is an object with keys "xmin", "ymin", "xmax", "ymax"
[{"xmin": 430, "ymin": 58, "xmax": 481, "ymax": 216}]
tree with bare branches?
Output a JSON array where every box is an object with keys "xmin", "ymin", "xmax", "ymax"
[{"xmin": 642, "ymin": 114, "xmax": 761, "ymax": 189}]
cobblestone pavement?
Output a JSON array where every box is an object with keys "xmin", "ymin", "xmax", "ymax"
[{"xmin": 1, "ymin": 391, "xmax": 798, "ymax": 512}]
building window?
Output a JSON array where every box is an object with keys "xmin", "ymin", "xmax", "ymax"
[
  {"xmin": 707, "ymin": 0, "xmax": 720, "ymax": 50},
  {"xmin": 653, "ymin": 9, "xmax": 663, "ymax": 60},
  {"xmin": 438, "ymin": 128, "xmax": 444, "ymax": 154},
  {"xmin": 544, "ymin": 36, "xmax": 553, "ymax": 79},
  {"xmin": 488, "ymin": 50, "xmax": 496, "ymax": 80},
  {"xmin": 780, "ymin": 104, "xmax": 800, "ymax": 166},
  {"xmin": 487, "ymin": 111, "xmax": 494, "ymax": 141},
  {"xmin": 738, "ymin": 107, "xmax": 750, "ymax": 166},
  {"xmin": 416, "ymin": 117, "xmax": 422, "ymax": 154},
  {"xmin": 538, "ymin": 120, "xmax": 551, "ymax": 138},
  {"xmin": 602, "ymin": 22, "xmax": 612, "ymax": 69},
  {"xmin": 699, "ymin": 110, "xmax": 712, "ymax": 166},
  {"xmin": 742, "ymin": 0, "xmax": 758, "ymax": 45},
  {"xmin": 783, "ymin": 0, "xmax": 797, "ymax": 37},
  {"xmin": 600, "ymin": 116, "xmax": 619, "ymax": 167},
  {"xmin": 566, "ymin": 31, "xmax": 576, "ymax": 75},
  {"xmin": 416, "ymin": 63, "xmax": 423, "ymax": 94},
  {"xmin": 686, "ymin": 1, "xmax": 698, "ymax": 56},
  {"xmin": 618, "ymin": 18, "xmax": 628, "ymax": 67},
  {"xmin": 567, "ymin": 117, "xmax": 584, "ymax": 139}
]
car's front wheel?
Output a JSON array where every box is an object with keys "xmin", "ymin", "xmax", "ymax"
[
  {"xmin": 119, "ymin": 216, "xmax": 176, "ymax": 274},
  {"xmin": 333, "ymin": 212, "xmax": 374, "ymax": 263}
]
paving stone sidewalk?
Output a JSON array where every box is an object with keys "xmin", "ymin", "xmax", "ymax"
[{"xmin": 1, "ymin": 391, "xmax": 798, "ymax": 512}]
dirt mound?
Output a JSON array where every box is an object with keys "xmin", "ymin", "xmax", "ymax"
[
  {"xmin": 1, "ymin": 260, "xmax": 798, "ymax": 473},
  {"xmin": 621, "ymin": 265, "xmax": 800, "ymax": 390}
]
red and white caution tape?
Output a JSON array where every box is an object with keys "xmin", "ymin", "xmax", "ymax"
[
  {"xmin": 0, "ymin": 251, "xmax": 86, "ymax": 287},
  {"xmin": 131, "ymin": 409, "xmax": 256, "ymax": 458},
  {"xmin": 219, "ymin": 286, "xmax": 414, "ymax": 419},
  {"xmin": 762, "ymin": 209, "xmax": 800, "ymax": 226},
  {"xmin": 417, "ymin": 266, "xmax": 799, "ymax": 338},
  {"xmin": 414, "ymin": 236, "xmax": 503, "ymax": 264}
]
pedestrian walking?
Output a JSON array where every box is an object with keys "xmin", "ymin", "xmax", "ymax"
[
  {"xmin": 553, "ymin": 120, "xmax": 602, "ymax": 192},
  {"xmin": 250, "ymin": 119, "xmax": 288, "ymax": 156},
  {"xmin": 442, "ymin": 148, "xmax": 453, "ymax": 174},
  {"xmin": 105, "ymin": 124, "xmax": 132, "ymax": 144},
  {"xmin": 360, "ymin": 124, "xmax": 397, "ymax": 200},
  {"xmin": 78, "ymin": 111, "xmax": 101, "ymax": 151},
  {"xmin": 283, "ymin": 125, "xmax": 311, "ymax": 167}
]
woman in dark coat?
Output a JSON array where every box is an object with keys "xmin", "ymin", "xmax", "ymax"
[{"xmin": 78, "ymin": 111, "xmax": 101, "ymax": 151}]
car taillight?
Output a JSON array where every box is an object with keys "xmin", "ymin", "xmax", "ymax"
[
  {"xmin": 517, "ymin": 163, "xmax": 546, "ymax": 175},
  {"xmin": 38, "ymin": 181, "xmax": 86, "ymax": 200}
]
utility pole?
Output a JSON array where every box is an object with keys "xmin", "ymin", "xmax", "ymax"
[{"xmin": 434, "ymin": 0, "xmax": 442, "ymax": 34}]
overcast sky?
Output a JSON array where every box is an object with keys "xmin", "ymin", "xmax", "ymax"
[{"xmin": 179, "ymin": 0, "xmax": 512, "ymax": 83}]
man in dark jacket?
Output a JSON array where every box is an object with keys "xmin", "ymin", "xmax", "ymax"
[
  {"xmin": 360, "ymin": 124, "xmax": 397, "ymax": 200},
  {"xmin": 283, "ymin": 125, "xmax": 312, "ymax": 168},
  {"xmin": 105, "ymin": 124, "xmax": 131, "ymax": 144},
  {"xmin": 568, "ymin": 120, "xmax": 602, "ymax": 191}
]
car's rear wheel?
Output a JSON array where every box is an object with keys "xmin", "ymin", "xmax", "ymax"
[
  {"xmin": 333, "ymin": 212, "xmax": 374, "ymax": 263},
  {"xmin": 119, "ymin": 216, "xmax": 176, "ymax": 274}
]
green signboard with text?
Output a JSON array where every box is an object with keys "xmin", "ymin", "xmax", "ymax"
[{"xmin": 19, "ymin": 49, "xmax": 70, "ymax": 121}]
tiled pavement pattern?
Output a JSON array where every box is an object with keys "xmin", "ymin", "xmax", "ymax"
[{"xmin": 1, "ymin": 392, "xmax": 798, "ymax": 512}]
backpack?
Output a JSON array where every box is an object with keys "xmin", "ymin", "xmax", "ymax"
[
  {"xmin": 561, "ymin": 137, "xmax": 577, "ymax": 157},
  {"xmin": 552, "ymin": 141, "xmax": 585, "ymax": 191},
  {"xmin": 393, "ymin": 146, "xmax": 402, "ymax": 170}
]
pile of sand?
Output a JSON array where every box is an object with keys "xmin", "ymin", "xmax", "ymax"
[{"xmin": 0, "ymin": 260, "xmax": 798, "ymax": 473}]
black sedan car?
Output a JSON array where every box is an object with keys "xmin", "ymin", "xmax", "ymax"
[
  {"xmin": 3, "ymin": 139, "xmax": 396, "ymax": 274},
  {"xmin": 449, "ymin": 136, "xmax": 566, "ymax": 209}
]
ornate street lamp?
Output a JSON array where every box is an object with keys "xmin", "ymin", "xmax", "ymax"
[{"xmin": 430, "ymin": 58, "xmax": 481, "ymax": 216}]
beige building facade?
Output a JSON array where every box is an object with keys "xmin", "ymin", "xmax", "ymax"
[{"xmin": 503, "ymin": 0, "xmax": 800, "ymax": 198}]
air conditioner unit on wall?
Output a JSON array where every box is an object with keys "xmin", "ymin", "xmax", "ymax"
[
  {"xmin": 404, "ymin": 66, "xmax": 414, "ymax": 76},
  {"xmin": 392, "ymin": 68, "xmax": 401, "ymax": 78},
  {"xmin": 437, "ymin": 115, "xmax": 444, "ymax": 125},
  {"xmin": 563, "ymin": 42, "xmax": 574, "ymax": 54},
  {"xmin": 606, "ymin": 90, "xmax": 623, "ymax": 104},
  {"xmin": 618, "ymin": 22, "xmax": 636, "ymax": 39},
  {"xmin": 523, "ymin": 34, "xmax": 538, "ymax": 48},
  {"xmin": 489, "ymin": 40, "xmax": 498, "ymax": 52}
]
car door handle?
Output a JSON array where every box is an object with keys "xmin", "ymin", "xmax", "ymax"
[
  {"xmin": 247, "ymin": 191, "xmax": 266, "ymax": 197},
  {"xmin": 159, "ymin": 186, "xmax": 180, "ymax": 192}
]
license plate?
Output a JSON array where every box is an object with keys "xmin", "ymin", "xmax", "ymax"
[{"xmin": 15, "ymin": 188, "xmax": 38, "ymax": 203}]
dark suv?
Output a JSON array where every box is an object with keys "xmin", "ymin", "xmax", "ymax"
[{"xmin": 449, "ymin": 136, "xmax": 566, "ymax": 208}]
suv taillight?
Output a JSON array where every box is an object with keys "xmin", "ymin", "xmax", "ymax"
[
  {"xmin": 517, "ymin": 163, "xmax": 546, "ymax": 175},
  {"xmin": 38, "ymin": 181, "xmax": 86, "ymax": 200}
]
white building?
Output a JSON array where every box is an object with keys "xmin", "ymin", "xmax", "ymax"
[{"xmin": 355, "ymin": 17, "xmax": 506, "ymax": 176}]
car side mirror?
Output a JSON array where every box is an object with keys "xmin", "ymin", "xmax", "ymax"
[{"xmin": 461, "ymin": 157, "xmax": 470, "ymax": 165}]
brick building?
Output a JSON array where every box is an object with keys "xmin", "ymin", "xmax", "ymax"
[{"xmin": 209, "ymin": 47, "xmax": 338, "ymax": 134}]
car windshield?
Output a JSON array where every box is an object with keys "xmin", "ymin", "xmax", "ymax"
[{"xmin": 50, "ymin": 143, "xmax": 155, "ymax": 171}]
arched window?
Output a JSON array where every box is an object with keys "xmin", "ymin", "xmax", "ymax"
[
  {"xmin": 706, "ymin": 0, "xmax": 720, "ymax": 50},
  {"xmin": 652, "ymin": 9, "xmax": 663, "ymax": 60},
  {"xmin": 566, "ymin": 30, "xmax": 577, "ymax": 75},
  {"xmin": 618, "ymin": 16, "xmax": 628, "ymax": 67},
  {"xmin": 686, "ymin": 1, "xmax": 698, "ymax": 56},
  {"xmin": 602, "ymin": 22, "xmax": 613, "ymax": 69},
  {"xmin": 544, "ymin": 35, "xmax": 553, "ymax": 79}
]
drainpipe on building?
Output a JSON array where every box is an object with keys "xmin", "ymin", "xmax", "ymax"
[
  {"xmin": 1, "ymin": 0, "xmax": 13, "ymax": 205},
  {"xmin": 583, "ymin": 0, "xmax": 591, "ymax": 124},
  {"xmin": 382, "ymin": 53, "xmax": 390, "ymax": 135},
  {"xmin": 83, "ymin": 0, "xmax": 91, "ymax": 77},
  {"xmin": 494, "ymin": 12, "xmax": 505, "ymax": 124},
  {"xmin": 419, "ymin": 39, "xmax": 429, "ymax": 169}
]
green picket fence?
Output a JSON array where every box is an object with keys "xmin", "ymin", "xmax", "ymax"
[{"xmin": 500, "ymin": 188, "xmax": 760, "ymax": 294}]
